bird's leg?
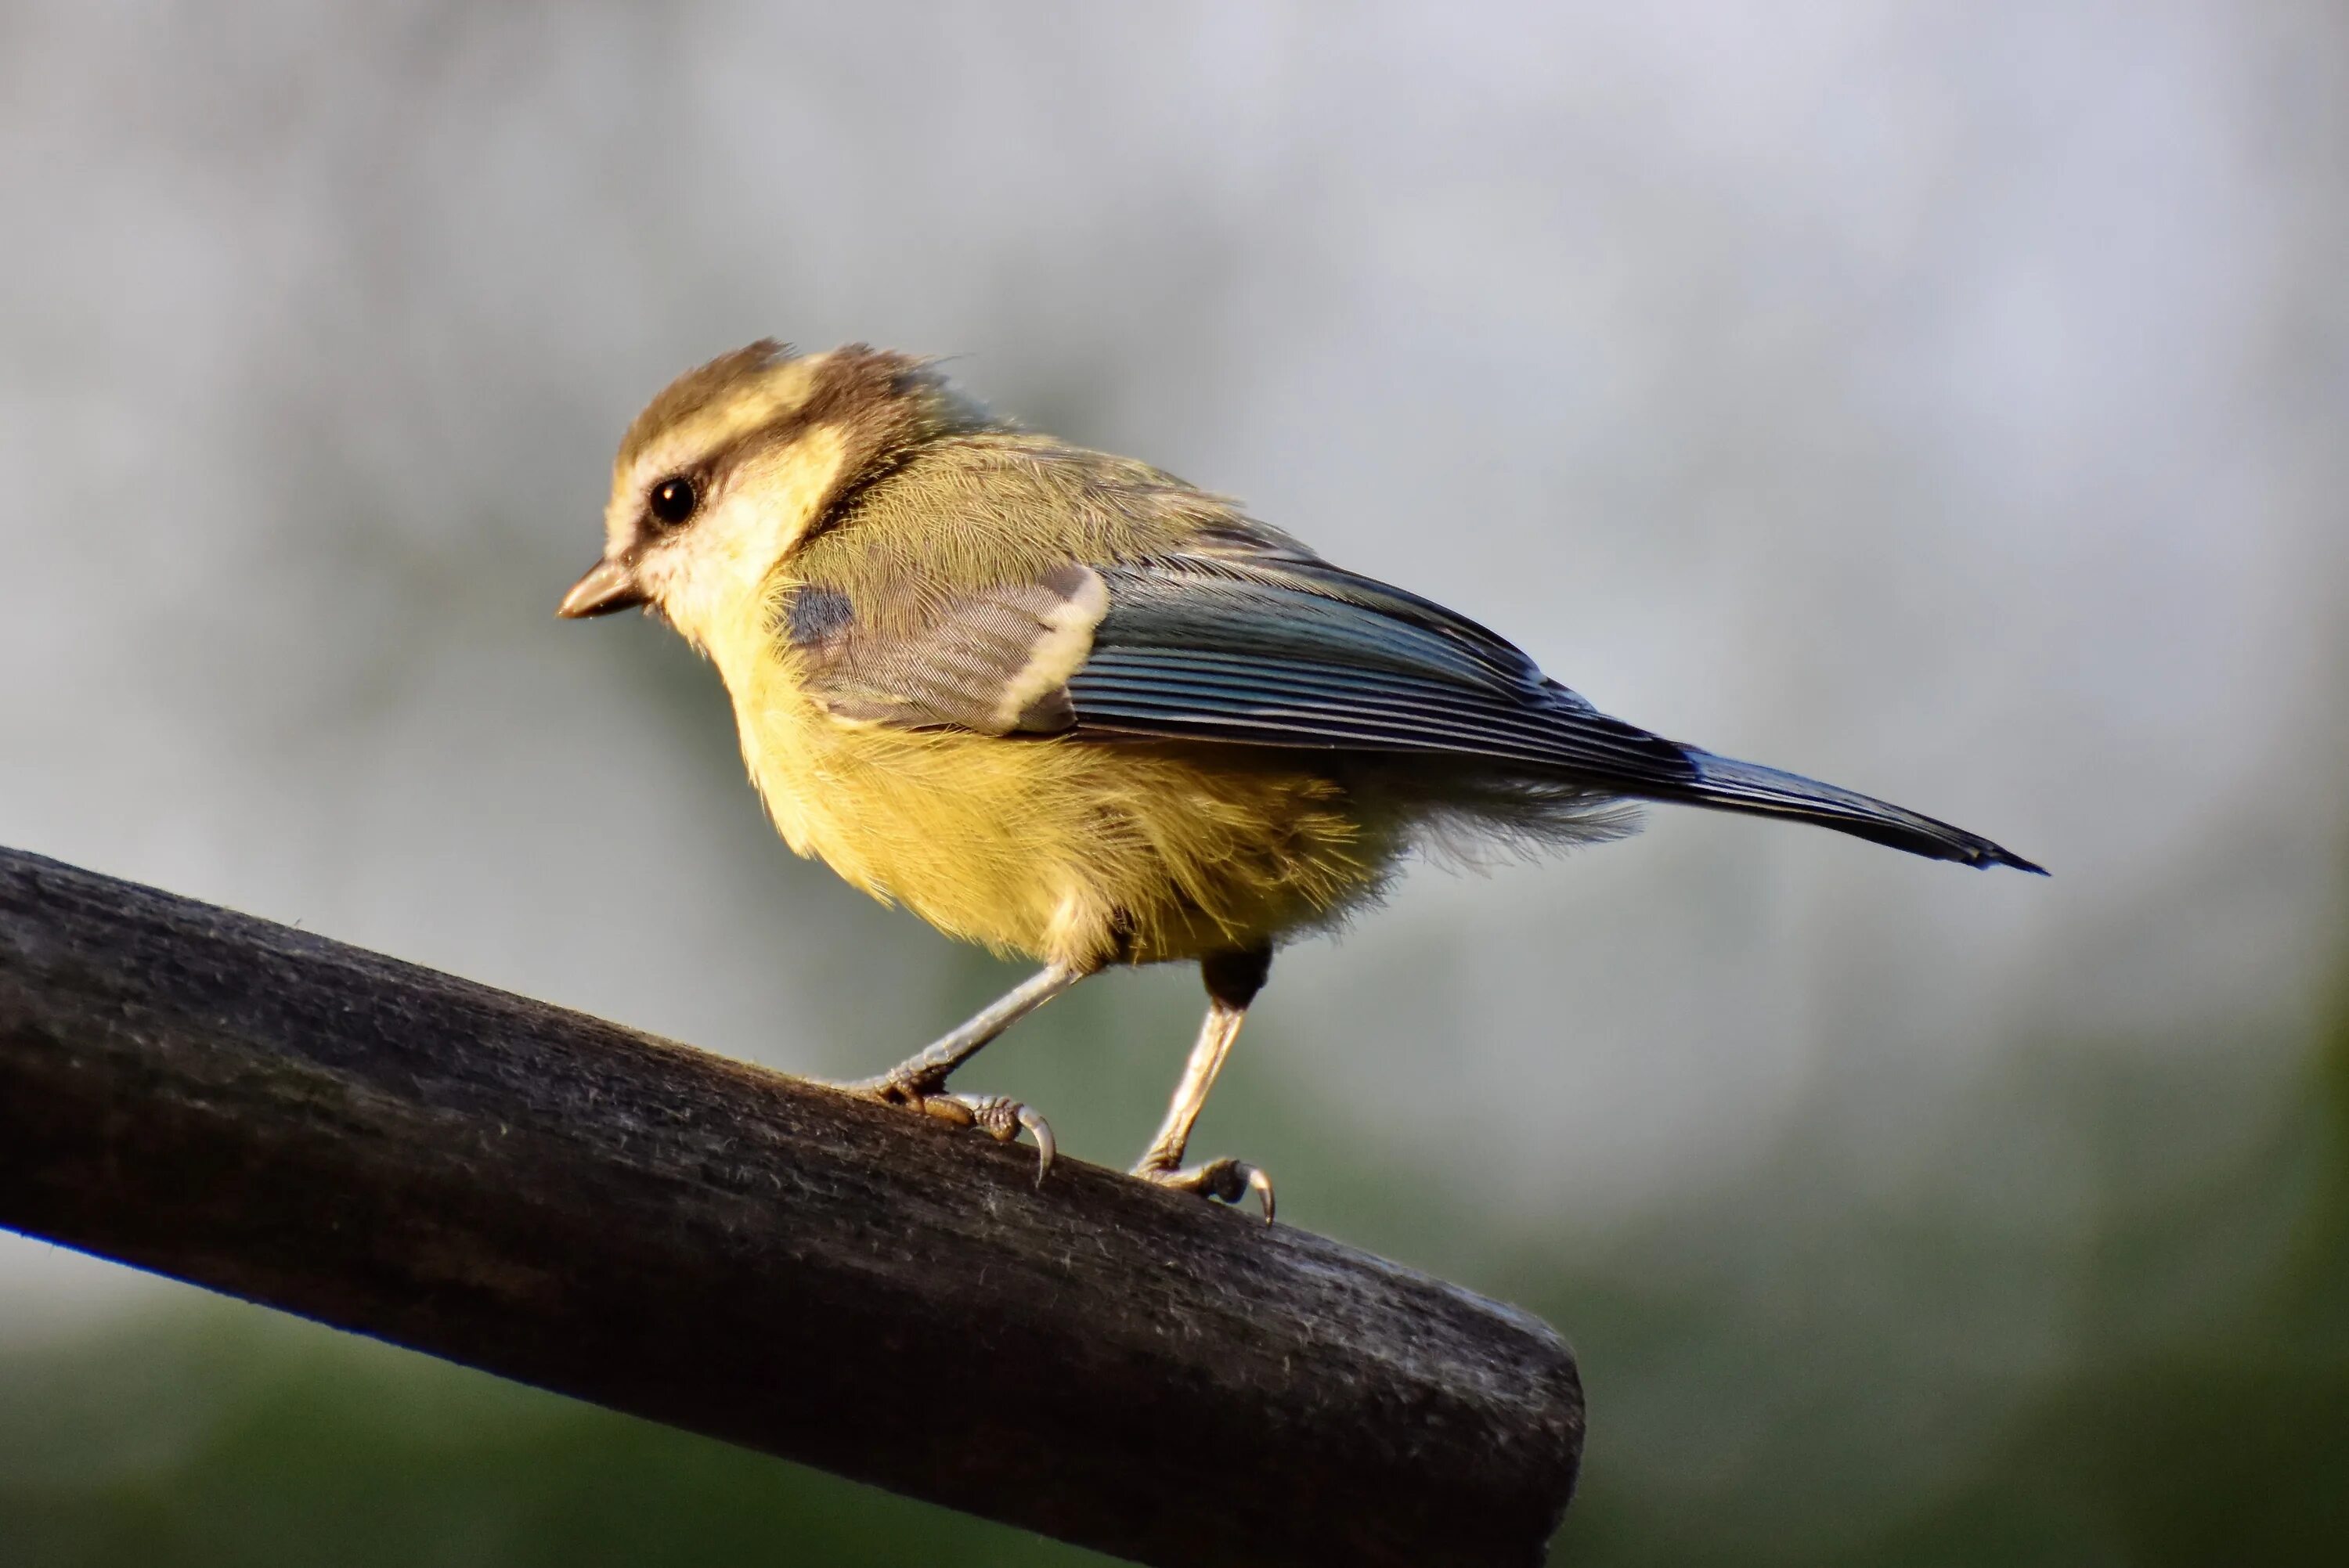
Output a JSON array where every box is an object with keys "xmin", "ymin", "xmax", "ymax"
[
  {"xmin": 847, "ymin": 961, "xmax": 1090, "ymax": 1097},
  {"xmin": 1131, "ymin": 946, "xmax": 1276, "ymax": 1221},
  {"xmin": 835, "ymin": 961, "xmax": 1090, "ymax": 1182}
]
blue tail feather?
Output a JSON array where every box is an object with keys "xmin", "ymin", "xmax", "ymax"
[{"xmin": 1665, "ymin": 750, "xmax": 2046, "ymax": 873}]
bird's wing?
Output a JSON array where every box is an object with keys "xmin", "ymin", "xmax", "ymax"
[
  {"xmin": 1068, "ymin": 553, "xmax": 1705, "ymax": 788},
  {"xmin": 785, "ymin": 542, "xmax": 1694, "ymax": 785},
  {"xmin": 783, "ymin": 545, "xmax": 2041, "ymax": 871}
]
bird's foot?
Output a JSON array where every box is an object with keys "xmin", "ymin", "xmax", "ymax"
[
  {"xmin": 1131, "ymin": 1155, "xmax": 1275, "ymax": 1224},
  {"xmin": 836, "ymin": 1074, "xmax": 1056, "ymax": 1185}
]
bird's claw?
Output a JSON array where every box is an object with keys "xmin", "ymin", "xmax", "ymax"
[
  {"xmin": 1132, "ymin": 1155, "xmax": 1275, "ymax": 1224},
  {"xmin": 922, "ymin": 1092, "xmax": 1055, "ymax": 1184},
  {"xmin": 839, "ymin": 1075, "xmax": 1055, "ymax": 1184}
]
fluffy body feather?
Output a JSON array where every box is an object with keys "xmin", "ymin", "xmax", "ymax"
[{"xmin": 568, "ymin": 341, "xmax": 2040, "ymax": 974}]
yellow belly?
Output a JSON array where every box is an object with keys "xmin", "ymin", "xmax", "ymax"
[{"xmin": 731, "ymin": 678, "xmax": 1393, "ymax": 968}]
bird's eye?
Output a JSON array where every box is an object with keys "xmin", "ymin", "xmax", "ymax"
[{"xmin": 648, "ymin": 476, "xmax": 698, "ymax": 526}]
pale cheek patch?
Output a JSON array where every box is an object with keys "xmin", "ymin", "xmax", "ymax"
[
  {"xmin": 655, "ymin": 427, "xmax": 849, "ymax": 656},
  {"xmin": 723, "ymin": 424, "xmax": 850, "ymax": 565},
  {"xmin": 990, "ymin": 568, "xmax": 1109, "ymax": 732}
]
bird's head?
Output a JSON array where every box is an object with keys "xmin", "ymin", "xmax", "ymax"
[{"xmin": 557, "ymin": 340, "xmax": 983, "ymax": 650}]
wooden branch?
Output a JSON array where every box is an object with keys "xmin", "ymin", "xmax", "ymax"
[{"xmin": 0, "ymin": 845, "xmax": 1581, "ymax": 1568}]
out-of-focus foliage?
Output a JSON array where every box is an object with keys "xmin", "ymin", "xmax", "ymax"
[{"xmin": 2, "ymin": 1, "xmax": 2345, "ymax": 1563}]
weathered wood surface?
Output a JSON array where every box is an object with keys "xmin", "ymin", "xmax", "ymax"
[{"xmin": 0, "ymin": 845, "xmax": 1581, "ymax": 1567}]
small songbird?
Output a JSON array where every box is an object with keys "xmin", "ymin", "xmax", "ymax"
[{"xmin": 560, "ymin": 341, "xmax": 2042, "ymax": 1218}]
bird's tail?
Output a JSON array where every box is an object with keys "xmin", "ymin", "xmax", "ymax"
[{"xmin": 1643, "ymin": 749, "xmax": 2046, "ymax": 874}]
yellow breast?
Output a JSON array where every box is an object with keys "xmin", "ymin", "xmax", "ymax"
[{"xmin": 716, "ymin": 639, "xmax": 1392, "ymax": 968}]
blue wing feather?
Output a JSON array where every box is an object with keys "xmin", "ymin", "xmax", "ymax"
[
  {"xmin": 1070, "ymin": 559, "xmax": 1700, "ymax": 786},
  {"xmin": 1064, "ymin": 555, "xmax": 2043, "ymax": 872}
]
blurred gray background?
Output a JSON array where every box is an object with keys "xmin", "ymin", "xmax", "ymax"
[{"xmin": 2, "ymin": 2, "xmax": 2344, "ymax": 1564}]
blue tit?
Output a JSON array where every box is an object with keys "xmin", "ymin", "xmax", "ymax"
[{"xmin": 561, "ymin": 341, "xmax": 2041, "ymax": 1216}]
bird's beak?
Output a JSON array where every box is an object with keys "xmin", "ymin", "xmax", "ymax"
[{"xmin": 557, "ymin": 556, "xmax": 648, "ymax": 619}]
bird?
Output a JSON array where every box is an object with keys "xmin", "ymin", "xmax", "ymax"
[{"xmin": 558, "ymin": 340, "xmax": 2042, "ymax": 1220}]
